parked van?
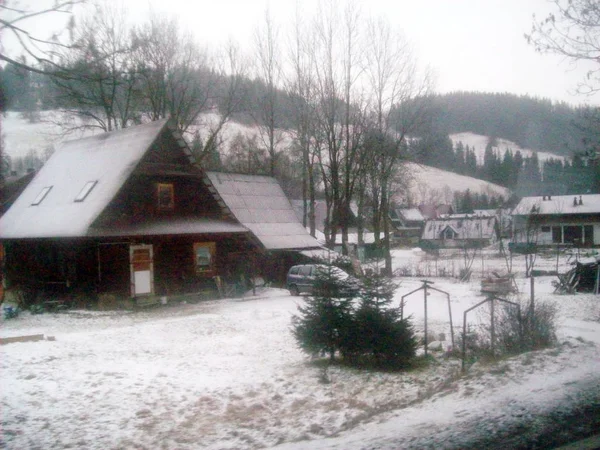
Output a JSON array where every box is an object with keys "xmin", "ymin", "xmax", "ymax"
[{"xmin": 286, "ymin": 264, "xmax": 357, "ymax": 296}]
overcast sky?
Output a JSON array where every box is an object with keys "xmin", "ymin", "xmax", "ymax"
[{"xmin": 4, "ymin": 0, "xmax": 598, "ymax": 106}]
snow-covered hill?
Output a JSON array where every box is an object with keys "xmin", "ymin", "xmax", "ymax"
[
  {"xmin": 2, "ymin": 111, "xmax": 510, "ymax": 200},
  {"xmin": 450, "ymin": 131, "xmax": 566, "ymax": 165},
  {"xmin": 404, "ymin": 162, "xmax": 510, "ymax": 204}
]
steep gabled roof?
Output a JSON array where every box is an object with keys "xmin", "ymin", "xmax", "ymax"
[
  {"xmin": 0, "ymin": 120, "xmax": 171, "ymax": 238},
  {"xmin": 206, "ymin": 172, "xmax": 320, "ymax": 250}
]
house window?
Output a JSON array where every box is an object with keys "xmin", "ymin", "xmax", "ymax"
[
  {"xmin": 564, "ymin": 226, "xmax": 583, "ymax": 245},
  {"xmin": 444, "ymin": 228, "xmax": 455, "ymax": 240},
  {"xmin": 157, "ymin": 183, "xmax": 174, "ymax": 210},
  {"xmin": 541, "ymin": 226, "xmax": 551, "ymax": 233},
  {"xmin": 584, "ymin": 225, "xmax": 594, "ymax": 246},
  {"xmin": 194, "ymin": 242, "xmax": 216, "ymax": 274},
  {"xmin": 31, "ymin": 186, "xmax": 52, "ymax": 205},
  {"xmin": 74, "ymin": 180, "xmax": 97, "ymax": 202}
]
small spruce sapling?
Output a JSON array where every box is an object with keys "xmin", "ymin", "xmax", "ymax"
[
  {"xmin": 349, "ymin": 273, "xmax": 417, "ymax": 368},
  {"xmin": 291, "ymin": 265, "xmax": 356, "ymax": 362}
]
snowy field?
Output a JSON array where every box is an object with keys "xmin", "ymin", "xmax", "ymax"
[{"xmin": 1, "ymin": 250, "xmax": 599, "ymax": 449}]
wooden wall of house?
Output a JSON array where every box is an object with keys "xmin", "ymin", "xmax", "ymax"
[
  {"xmin": 94, "ymin": 175, "xmax": 223, "ymax": 228},
  {"xmin": 4, "ymin": 240, "xmax": 101, "ymax": 298}
]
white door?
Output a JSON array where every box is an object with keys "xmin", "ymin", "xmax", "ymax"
[{"xmin": 130, "ymin": 245, "xmax": 154, "ymax": 297}]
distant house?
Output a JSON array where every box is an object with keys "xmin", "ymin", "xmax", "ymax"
[
  {"xmin": 418, "ymin": 203, "xmax": 454, "ymax": 220},
  {"xmin": 389, "ymin": 208, "xmax": 425, "ymax": 246},
  {"xmin": 512, "ymin": 194, "xmax": 600, "ymax": 247},
  {"xmin": 0, "ymin": 120, "xmax": 321, "ymax": 304},
  {"xmin": 474, "ymin": 208, "xmax": 512, "ymax": 238},
  {"xmin": 421, "ymin": 213, "xmax": 499, "ymax": 249}
]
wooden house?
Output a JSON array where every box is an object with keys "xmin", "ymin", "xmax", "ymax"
[
  {"xmin": 512, "ymin": 194, "xmax": 600, "ymax": 248},
  {"xmin": 0, "ymin": 120, "xmax": 321, "ymax": 305},
  {"xmin": 389, "ymin": 208, "xmax": 425, "ymax": 246}
]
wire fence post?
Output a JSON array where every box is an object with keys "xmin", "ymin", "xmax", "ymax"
[
  {"xmin": 490, "ymin": 296, "xmax": 495, "ymax": 357},
  {"xmin": 424, "ymin": 281, "xmax": 428, "ymax": 356}
]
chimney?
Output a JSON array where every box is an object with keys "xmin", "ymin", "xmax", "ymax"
[
  {"xmin": 573, "ymin": 196, "xmax": 578, "ymax": 206},
  {"xmin": 543, "ymin": 195, "xmax": 546, "ymax": 201},
  {"xmin": 579, "ymin": 195, "xmax": 583, "ymax": 206},
  {"xmin": 549, "ymin": 195, "xmax": 551, "ymax": 200}
]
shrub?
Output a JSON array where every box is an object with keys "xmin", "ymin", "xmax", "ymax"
[
  {"xmin": 462, "ymin": 299, "xmax": 558, "ymax": 364},
  {"xmin": 495, "ymin": 301, "xmax": 558, "ymax": 354}
]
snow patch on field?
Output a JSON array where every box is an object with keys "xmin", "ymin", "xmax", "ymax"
[{"xmin": 1, "ymin": 249, "xmax": 599, "ymax": 449}]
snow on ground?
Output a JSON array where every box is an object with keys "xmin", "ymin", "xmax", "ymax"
[
  {"xmin": 2, "ymin": 111, "xmax": 97, "ymax": 159},
  {"xmin": 404, "ymin": 162, "xmax": 510, "ymax": 201},
  {"xmin": 1, "ymin": 250, "xmax": 599, "ymax": 449},
  {"xmin": 450, "ymin": 132, "xmax": 566, "ymax": 166}
]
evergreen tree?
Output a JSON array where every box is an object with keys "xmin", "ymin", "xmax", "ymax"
[
  {"xmin": 291, "ymin": 266, "xmax": 356, "ymax": 361},
  {"xmin": 453, "ymin": 141, "xmax": 466, "ymax": 174},
  {"xmin": 348, "ymin": 274, "xmax": 417, "ymax": 367},
  {"xmin": 465, "ymin": 146, "xmax": 478, "ymax": 176}
]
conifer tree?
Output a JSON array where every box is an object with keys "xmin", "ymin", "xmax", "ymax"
[
  {"xmin": 348, "ymin": 273, "xmax": 417, "ymax": 367},
  {"xmin": 291, "ymin": 266, "xmax": 356, "ymax": 361}
]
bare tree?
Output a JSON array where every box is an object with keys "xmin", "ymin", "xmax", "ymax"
[
  {"xmin": 196, "ymin": 40, "xmax": 249, "ymax": 164},
  {"xmin": 309, "ymin": 0, "xmax": 367, "ymax": 253},
  {"xmin": 254, "ymin": 8, "xmax": 284, "ymax": 177},
  {"xmin": 287, "ymin": 6, "xmax": 318, "ymax": 236},
  {"xmin": 362, "ymin": 16, "xmax": 433, "ymax": 273},
  {"xmin": 49, "ymin": 1, "xmax": 139, "ymax": 132},
  {"xmin": 0, "ymin": 0, "xmax": 82, "ymax": 75},
  {"xmin": 133, "ymin": 14, "xmax": 217, "ymax": 136},
  {"xmin": 526, "ymin": 0, "xmax": 600, "ymax": 95}
]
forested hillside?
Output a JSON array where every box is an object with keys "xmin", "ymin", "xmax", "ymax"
[{"xmin": 419, "ymin": 92, "xmax": 584, "ymax": 157}]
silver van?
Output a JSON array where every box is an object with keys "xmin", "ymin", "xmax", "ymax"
[{"xmin": 286, "ymin": 264, "xmax": 355, "ymax": 296}]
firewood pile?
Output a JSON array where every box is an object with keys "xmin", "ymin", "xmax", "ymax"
[{"xmin": 553, "ymin": 260, "xmax": 600, "ymax": 295}]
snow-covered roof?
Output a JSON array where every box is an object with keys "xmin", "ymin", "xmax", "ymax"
[
  {"xmin": 473, "ymin": 209, "xmax": 497, "ymax": 217},
  {"xmin": 422, "ymin": 215, "xmax": 498, "ymax": 240},
  {"xmin": 88, "ymin": 217, "xmax": 248, "ymax": 238},
  {"xmin": 513, "ymin": 194, "xmax": 600, "ymax": 216},
  {"xmin": 396, "ymin": 208, "xmax": 424, "ymax": 222},
  {"xmin": 0, "ymin": 120, "xmax": 171, "ymax": 238},
  {"xmin": 206, "ymin": 172, "xmax": 320, "ymax": 250}
]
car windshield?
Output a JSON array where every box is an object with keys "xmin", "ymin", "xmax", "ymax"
[{"xmin": 314, "ymin": 265, "xmax": 350, "ymax": 280}]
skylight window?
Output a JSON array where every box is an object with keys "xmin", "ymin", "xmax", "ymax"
[
  {"xmin": 74, "ymin": 181, "xmax": 98, "ymax": 202},
  {"xmin": 31, "ymin": 186, "xmax": 52, "ymax": 206}
]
